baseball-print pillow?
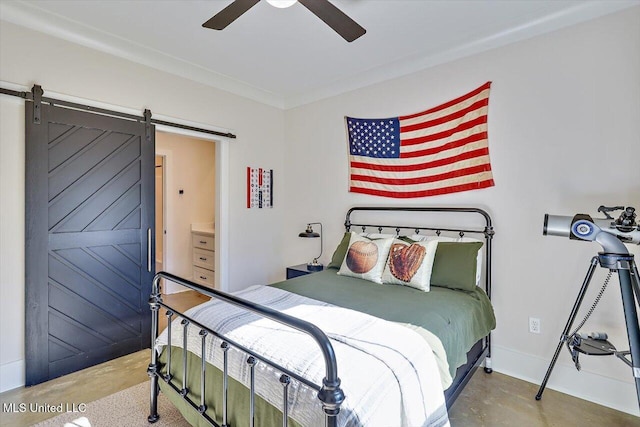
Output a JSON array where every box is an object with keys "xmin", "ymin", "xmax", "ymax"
[
  {"xmin": 337, "ymin": 233, "xmax": 394, "ymax": 284},
  {"xmin": 381, "ymin": 239, "xmax": 439, "ymax": 291}
]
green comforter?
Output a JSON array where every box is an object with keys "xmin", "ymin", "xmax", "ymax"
[{"xmin": 271, "ymin": 268, "xmax": 496, "ymax": 380}]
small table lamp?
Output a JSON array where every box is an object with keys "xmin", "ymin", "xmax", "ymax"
[{"xmin": 299, "ymin": 222, "xmax": 323, "ymax": 271}]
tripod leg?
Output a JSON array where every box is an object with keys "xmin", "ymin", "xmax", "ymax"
[
  {"xmin": 536, "ymin": 257, "xmax": 599, "ymax": 400},
  {"xmin": 631, "ymin": 261, "xmax": 640, "ymax": 304},
  {"xmin": 618, "ymin": 260, "xmax": 640, "ymax": 409}
]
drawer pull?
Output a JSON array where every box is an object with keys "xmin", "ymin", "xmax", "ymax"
[
  {"xmin": 200, "ymin": 276, "xmax": 207, "ymax": 280},
  {"xmin": 199, "ymin": 240, "xmax": 207, "ymax": 244},
  {"xmin": 199, "ymin": 257, "xmax": 207, "ymax": 261}
]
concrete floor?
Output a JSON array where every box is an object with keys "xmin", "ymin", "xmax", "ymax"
[
  {"xmin": 1, "ymin": 291, "xmax": 638, "ymax": 426},
  {"xmin": 449, "ymin": 369, "xmax": 639, "ymax": 426},
  {"xmin": 1, "ymin": 351, "xmax": 637, "ymax": 426}
]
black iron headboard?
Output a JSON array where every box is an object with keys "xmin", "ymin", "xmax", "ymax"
[{"xmin": 343, "ymin": 206, "xmax": 494, "ymax": 298}]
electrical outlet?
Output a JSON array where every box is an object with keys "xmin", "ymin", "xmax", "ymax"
[{"xmin": 529, "ymin": 317, "xmax": 541, "ymax": 334}]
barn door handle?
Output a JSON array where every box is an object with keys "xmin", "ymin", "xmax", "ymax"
[{"xmin": 147, "ymin": 228, "xmax": 152, "ymax": 272}]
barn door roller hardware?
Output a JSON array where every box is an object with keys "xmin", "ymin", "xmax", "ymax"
[
  {"xmin": 144, "ymin": 109, "xmax": 152, "ymax": 142},
  {"xmin": 32, "ymin": 84, "xmax": 43, "ymax": 125}
]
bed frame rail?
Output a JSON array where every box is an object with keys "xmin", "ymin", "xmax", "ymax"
[{"xmin": 147, "ymin": 271, "xmax": 345, "ymax": 427}]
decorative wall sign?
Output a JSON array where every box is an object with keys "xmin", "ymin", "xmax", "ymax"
[{"xmin": 247, "ymin": 167, "xmax": 273, "ymax": 208}]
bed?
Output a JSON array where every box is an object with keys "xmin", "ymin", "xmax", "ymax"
[{"xmin": 147, "ymin": 206, "xmax": 496, "ymax": 427}]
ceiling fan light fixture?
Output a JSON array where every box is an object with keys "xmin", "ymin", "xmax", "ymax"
[
  {"xmin": 266, "ymin": 0, "xmax": 297, "ymax": 8},
  {"xmin": 203, "ymin": 0, "xmax": 365, "ymax": 43}
]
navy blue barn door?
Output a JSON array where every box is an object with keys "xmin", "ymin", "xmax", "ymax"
[{"xmin": 25, "ymin": 102, "xmax": 154, "ymax": 385}]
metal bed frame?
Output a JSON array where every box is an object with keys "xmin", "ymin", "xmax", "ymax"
[{"xmin": 147, "ymin": 206, "xmax": 494, "ymax": 426}]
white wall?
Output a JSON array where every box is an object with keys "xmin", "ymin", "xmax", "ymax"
[
  {"xmin": 282, "ymin": 7, "xmax": 640, "ymax": 415},
  {"xmin": 0, "ymin": 21, "xmax": 286, "ymax": 392},
  {"xmin": 0, "ymin": 95, "xmax": 26, "ymax": 393}
]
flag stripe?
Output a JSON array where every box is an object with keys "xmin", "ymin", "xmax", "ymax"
[
  {"xmin": 351, "ymin": 140, "xmax": 488, "ymax": 172},
  {"xmin": 399, "ymin": 88, "xmax": 490, "ymax": 132},
  {"xmin": 351, "ymin": 158, "xmax": 492, "ymax": 183},
  {"xmin": 400, "ymin": 98, "xmax": 489, "ymax": 133},
  {"xmin": 346, "ymin": 82, "xmax": 493, "ymax": 198},
  {"xmin": 351, "ymin": 177, "xmax": 495, "ymax": 198},
  {"xmin": 401, "ymin": 106, "xmax": 487, "ymax": 148},
  {"xmin": 399, "ymin": 82, "xmax": 491, "ymax": 120},
  {"xmin": 351, "ymin": 170, "xmax": 494, "ymax": 193},
  {"xmin": 401, "ymin": 114, "xmax": 487, "ymax": 146},
  {"xmin": 401, "ymin": 132, "xmax": 487, "ymax": 159},
  {"xmin": 351, "ymin": 163, "xmax": 492, "ymax": 186},
  {"xmin": 351, "ymin": 147, "xmax": 489, "ymax": 176},
  {"xmin": 401, "ymin": 121, "xmax": 487, "ymax": 155}
]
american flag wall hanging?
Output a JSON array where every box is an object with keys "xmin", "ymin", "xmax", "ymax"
[
  {"xmin": 247, "ymin": 167, "xmax": 273, "ymax": 208},
  {"xmin": 345, "ymin": 82, "xmax": 494, "ymax": 198}
]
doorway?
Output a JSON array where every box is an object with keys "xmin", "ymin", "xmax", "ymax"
[{"xmin": 155, "ymin": 131, "xmax": 216, "ymax": 294}]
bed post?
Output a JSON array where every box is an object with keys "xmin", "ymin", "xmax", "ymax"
[
  {"xmin": 483, "ymin": 221, "xmax": 495, "ymax": 374},
  {"xmin": 319, "ymin": 377, "xmax": 344, "ymax": 427},
  {"xmin": 147, "ymin": 274, "xmax": 162, "ymax": 423}
]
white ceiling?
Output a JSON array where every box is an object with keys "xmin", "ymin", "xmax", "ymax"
[{"xmin": 1, "ymin": 0, "xmax": 638, "ymax": 108}]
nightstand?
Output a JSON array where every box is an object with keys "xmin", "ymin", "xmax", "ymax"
[{"xmin": 286, "ymin": 263, "xmax": 324, "ymax": 279}]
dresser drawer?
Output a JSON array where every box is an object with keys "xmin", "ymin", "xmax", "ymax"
[
  {"xmin": 192, "ymin": 233, "xmax": 214, "ymax": 251},
  {"xmin": 193, "ymin": 266, "xmax": 215, "ymax": 287},
  {"xmin": 193, "ymin": 247, "xmax": 215, "ymax": 270}
]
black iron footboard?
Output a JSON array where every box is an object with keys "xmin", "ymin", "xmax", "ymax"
[{"xmin": 147, "ymin": 271, "xmax": 345, "ymax": 427}]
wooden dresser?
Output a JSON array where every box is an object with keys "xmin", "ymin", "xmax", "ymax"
[{"xmin": 191, "ymin": 223, "xmax": 215, "ymax": 288}]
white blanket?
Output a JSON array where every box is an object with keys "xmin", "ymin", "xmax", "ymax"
[{"xmin": 156, "ymin": 285, "xmax": 449, "ymax": 427}]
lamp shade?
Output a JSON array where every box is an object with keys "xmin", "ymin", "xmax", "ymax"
[
  {"xmin": 298, "ymin": 223, "xmax": 323, "ymax": 271},
  {"xmin": 299, "ymin": 224, "xmax": 320, "ymax": 238}
]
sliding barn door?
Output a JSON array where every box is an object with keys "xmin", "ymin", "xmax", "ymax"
[{"xmin": 25, "ymin": 102, "xmax": 154, "ymax": 385}]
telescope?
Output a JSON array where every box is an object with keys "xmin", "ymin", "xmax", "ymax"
[
  {"xmin": 536, "ymin": 205, "xmax": 640, "ymax": 410},
  {"xmin": 544, "ymin": 205, "xmax": 640, "ymax": 254}
]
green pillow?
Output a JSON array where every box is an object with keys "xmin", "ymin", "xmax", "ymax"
[
  {"xmin": 328, "ymin": 232, "xmax": 352, "ymax": 269},
  {"xmin": 430, "ymin": 242, "xmax": 483, "ymax": 291}
]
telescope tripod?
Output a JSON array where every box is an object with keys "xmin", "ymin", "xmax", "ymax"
[{"xmin": 535, "ymin": 252, "xmax": 640, "ymax": 409}]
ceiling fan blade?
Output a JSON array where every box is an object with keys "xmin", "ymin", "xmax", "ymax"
[
  {"xmin": 298, "ymin": 0, "xmax": 366, "ymax": 42},
  {"xmin": 202, "ymin": 0, "xmax": 260, "ymax": 30}
]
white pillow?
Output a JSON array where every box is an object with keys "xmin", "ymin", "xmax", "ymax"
[
  {"xmin": 410, "ymin": 235, "xmax": 483, "ymax": 287},
  {"xmin": 338, "ymin": 234, "xmax": 394, "ymax": 284},
  {"xmin": 381, "ymin": 239, "xmax": 439, "ymax": 291}
]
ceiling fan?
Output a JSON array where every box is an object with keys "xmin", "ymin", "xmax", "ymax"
[{"xmin": 202, "ymin": 0, "xmax": 366, "ymax": 42}]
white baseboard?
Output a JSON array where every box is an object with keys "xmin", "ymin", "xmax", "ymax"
[
  {"xmin": 491, "ymin": 345, "xmax": 639, "ymax": 416},
  {"xmin": 0, "ymin": 358, "xmax": 24, "ymax": 393}
]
